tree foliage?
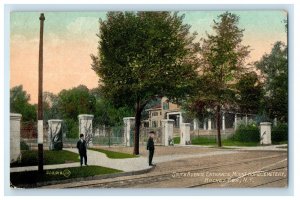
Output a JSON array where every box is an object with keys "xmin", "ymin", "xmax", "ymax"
[
  {"xmin": 185, "ymin": 12, "xmax": 250, "ymax": 147},
  {"xmin": 236, "ymin": 71, "xmax": 263, "ymax": 114},
  {"xmin": 10, "ymin": 85, "xmax": 37, "ymax": 122},
  {"xmin": 41, "ymin": 86, "xmax": 133, "ymax": 138},
  {"xmin": 92, "ymin": 11, "xmax": 199, "ymax": 154},
  {"xmin": 255, "ymin": 41, "xmax": 288, "ymax": 122},
  {"xmin": 91, "ymin": 88, "xmax": 134, "ymax": 127},
  {"xmin": 199, "ymin": 12, "xmax": 250, "ymax": 104},
  {"xmin": 57, "ymin": 85, "xmax": 96, "ymax": 121},
  {"xmin": 43, "ymin": 91, "xmax": 60, "ymax": 122}
]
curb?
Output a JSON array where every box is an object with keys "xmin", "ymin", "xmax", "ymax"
[
  {"xmin": 232, "ymin": 148, "xmax": 288, "ymax": 152},
  {"xmin": 13, "ymin": 166, "xmax": 154, "ymax": 188},
  {"xmin": 175, "ymin": 144, "xmax": 288, "ymax": 152}
]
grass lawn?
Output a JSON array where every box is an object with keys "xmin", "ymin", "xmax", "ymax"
[
  {"xmin": 10, "ymin": 165, "xmax": 122, "ymax": 187},
  {"xmin": 89, "ymin": 148, "xmax": 137, "ymax": 159},
  {"xmin": 173, "ymin": 137, "xmax": 180, "ymax": 144},
  {"xmin": 10, "ymin": 150, "xmax": 79, "ymax": 167},
  {"xmin": 276, "ymin": 145, "xmax": 288, "ymax": 149},
  {"xmin": 220, "ymin": 140, "xmax": 259, "ymax": 147},
  {"xmin": 174, "ymin": 136, "xmax": 259, "ymax": 147},
  {"xmin": 272, "ymin": 141, "xmax": 288, "ymax": 145}
]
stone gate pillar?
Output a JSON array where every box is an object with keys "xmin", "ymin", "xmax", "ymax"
[
  {"xmin": 180, "ymin": 123, "xmax": 191, "ymax": 145},
  {"xmin": 193, "ymin": 119, "xmax": 199, "ymax": 130},
  {"xmin": 78, "ymin": 114, "xmax": 94, "ymax": 146},
  {"xmin": 260, "ymin": 122, "xmax": 272, "ymax": 145},
  {"xmin": 222, "ymin": 113, "xmax": 226, "ymax": 131},
  {"xmin": 123, "ymin": 117, "xmax": 135, "ymax": 147},
  {"xmin": 48, "ymin": 119, "xmax": 63, "ymax": 150},
  {"xmin": 10, "ymin": 113, "xmax": 22, "ymax": 163},
  {"xmin": 161, "ymin": 119, "xmax": 174, "ymax": 146},
  {"xmin": 208, "ymin": 118, "xmax": 212, "ymax": 130},
  {"xmin": 234, "ymin": 114, "xmax": 238, "ymax": 130},
  {"xmin": 274, "ymin": 117, "xmax": 278, "ymax": 127}
]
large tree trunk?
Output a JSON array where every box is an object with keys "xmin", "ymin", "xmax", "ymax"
[
  {"xmin": 216, "ymin": 104, "xmax": 222, "ymax": 147},
  {"xmin": 133, "ymin": 101, "xmax": 142, "ymax": 155}
]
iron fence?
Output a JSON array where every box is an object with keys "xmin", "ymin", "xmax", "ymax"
[{"xmin": 19, "ymin": 112, "xmax": 260, "ymax": 150}]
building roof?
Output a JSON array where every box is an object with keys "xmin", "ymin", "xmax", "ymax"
[{"xmin": 145, "ymin": 104, "xmax": 162, "ymax": 111}]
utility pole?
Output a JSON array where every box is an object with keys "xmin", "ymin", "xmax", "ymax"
[{"xmin": 38, "ymin": 13, "xmax": 45, "ymax": 174}]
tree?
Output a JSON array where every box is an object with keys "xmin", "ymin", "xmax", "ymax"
[
  {"xmin": 57, "ymin": 85, "xmax": 96, "ymax": 120},
  {"xmin": 92, "ymin": 12, "xmax": 199, "ymax": 154},
  {"xmin": 56, "ymin": 85, "xmax": 96, "ymax": 138},
  {"xmin": 10, "ymin": 85, "xmax": 37, "ymax": 122},
  {"xmin": 43, "ymin": 91, "xmax": 60, "ymax": 122},
  {"xmin": 91, "ymin": 88, "xmax": 134, "ymax": 127},
  {"xmin": 187, "ymin": 12, "xmax": 250, "ymax": 147},
  {"xmin": 255, "ymin": 41, "xmax": 288, "ymax": 122},
  {"xmin": 236, "ymin": 71, "xmax": 263, "ymax": 114}
]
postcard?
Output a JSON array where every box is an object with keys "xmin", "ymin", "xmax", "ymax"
[{"xmin": 9, "ymin": 10, "xmax": 288, "ymax": 189}]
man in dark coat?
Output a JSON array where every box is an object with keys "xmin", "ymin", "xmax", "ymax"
[
  {"xmin": 147, "ymin": 131, "xmax": 155, "ymax": 166},
  {"xmin": 77, "ymin": 134, "xmax": 88, "ymax": 166}
]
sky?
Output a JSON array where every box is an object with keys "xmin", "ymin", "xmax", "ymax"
[{"xmin": 10, "ymin": 11, "xmax": 287, "ymax": 104}]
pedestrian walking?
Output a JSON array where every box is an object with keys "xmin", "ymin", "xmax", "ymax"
[
  {"xmin": 147, "ymin": 131, "xmax": 156, "ymax": 166},
  {"xmin": 77, "ymin": 134, "xmax": 88, "ymax": 166}
]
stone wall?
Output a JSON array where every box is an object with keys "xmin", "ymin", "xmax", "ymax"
[{"xmin": 10, "ymin": 113, "xmax": 22, "ymax": 163}]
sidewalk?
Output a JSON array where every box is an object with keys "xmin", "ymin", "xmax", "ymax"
[
  {"xmin": 10, "ymin": 147, "xmax": 239, "ymax": 173},
  {"xmin": 222, "ymin": 144, "xmax": 288, "ymax": 151},
  {"xmin": 10, "ymin": 148, "xmax": 151, "ymax": 173}
]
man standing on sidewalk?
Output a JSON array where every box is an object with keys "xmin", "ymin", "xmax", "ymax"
[
  {"xmin": 147, "ymin": 131, "xmax": 155, "ymax": 166},
  {"xmin": 77, "ymin": 134, "xmax": 88, "ymax": 166}
]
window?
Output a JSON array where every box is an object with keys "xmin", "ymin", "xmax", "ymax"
[
  {"xmin": 152, "ymin": 121, "xmax": 157, "ymax": 128},
  {"xmin": 152, "ymin": 112, "xmax": 158, "ymax": 116},
  {"xmin": 163, "ymin": 102, "xmax": 169, "ymax": 110}
]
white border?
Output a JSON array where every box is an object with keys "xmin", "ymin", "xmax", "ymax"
[{"xmin": 1, "ymin": 1, "xmax": 298, "ymax": 199}]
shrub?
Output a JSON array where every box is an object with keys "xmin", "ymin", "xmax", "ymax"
[
  {"xmin": 20, "ymin": 140, "xmax": 30, "ymax": 150},
  {"xmin": 272, "ymin": 123, "xmax": 288, "ymax": 143},
  {"xmin": 173, "ymin": 137, "xmax": 180, "ymax": 144},
  {"xmin": 233, "ymin": 123, "xmax": 260, "ymax": 143},
  {"xmin": 235, "ymin": 118, "xmax": 257, "ymax": 129},
  {"xmin": 64, "ymin": 119, "xmax": 78, "ymax": 138}
]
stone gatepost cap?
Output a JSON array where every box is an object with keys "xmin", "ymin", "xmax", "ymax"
[
  {"xmin": 123, "ymin": 117, "xmax": 135, "ymax": 120},
  {"xmin": 161, "ymin": 119, "xmax": 175, "ymax": 122},
  {"xmin": 78, "ymin": 114, "xmax": 94, "ymax": 119},
  {"xmin": 10, "ymin": 113, "xmax": 22, "ymax": 119},
  {"xmin": 260, "ymin": 122, "xmax": 272, "ymax": 125},
  {"xmin": 48, "ymin": 119, "xmax": 63, "ymax": 122},
  {"xmin": 180, "ymin": 123, "xmax": 191, "ymax": 126}
]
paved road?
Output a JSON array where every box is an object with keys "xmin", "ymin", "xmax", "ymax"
[{"xmin": 42, "ymin": 149, "xmax": 287, "ymax": 188}]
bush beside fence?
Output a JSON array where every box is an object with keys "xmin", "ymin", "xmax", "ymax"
[
  {"xmin": 271, "ymin": 123, "xmax": 288, "ymax": 143},
  {"xmin": 232, "ymin": 124, "xmax": 260, "ymax": 143}
]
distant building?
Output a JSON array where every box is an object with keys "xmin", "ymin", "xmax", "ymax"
[
  {"xmin": 145, "ymin": 97, "xmax": 183, "ymax": 128},
  {"xmin": 144, "ymin": 97, "xmax": 255, "ymax": 136}
]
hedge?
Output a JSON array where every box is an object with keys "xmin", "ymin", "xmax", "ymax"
[
  {"xmin": 272, "ymin": 123, "xmax": 288, "ymax": 143},
  {"xmin": 233, "ymin": 124, "xmax": 260, "ymax": 143}
]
